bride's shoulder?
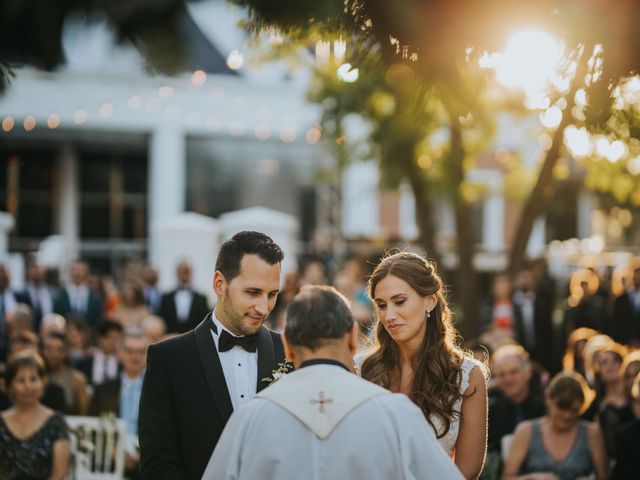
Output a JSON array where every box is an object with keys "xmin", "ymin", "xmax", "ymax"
[{"xmin": 458, "ymin": 356, "xmax": 488, "ymax": 393}]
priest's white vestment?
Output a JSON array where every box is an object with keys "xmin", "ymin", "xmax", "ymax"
[{"xmin": 201, "ymin": 362, "xmax": 463, "ymax": 480}]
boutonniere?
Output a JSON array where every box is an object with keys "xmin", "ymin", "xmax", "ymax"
[{"xmin": 262, "ymin": 360, "xmax": 294, "ymax": 384}]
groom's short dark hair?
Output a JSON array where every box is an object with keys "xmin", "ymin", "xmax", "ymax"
[
  {"xmin": 215, "ymin": 231, "xmax": 284, "ymax": 281},
  {"xmin": 285, "ymin": 285, "xmax": 353, "ymax": 350}
]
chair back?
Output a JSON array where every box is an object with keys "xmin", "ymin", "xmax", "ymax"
[{"xmin": 65, "ymin": 415, "xmax": 127, "ymax": 480}]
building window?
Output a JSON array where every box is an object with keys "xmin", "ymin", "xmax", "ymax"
[
  {"xmin": 78, "ymin": 150, "xmax": 147, "ymax": 240},
  {"xmin": 0, "ymin": 146, "xmax": 56, "ymax": 251}
]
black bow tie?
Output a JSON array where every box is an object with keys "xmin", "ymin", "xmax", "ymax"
[{"xmin": 218, "ymin": 329, "xmax": 258, "ymax": 353}]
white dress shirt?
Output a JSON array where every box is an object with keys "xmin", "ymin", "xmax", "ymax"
[
  {"xmin": 92, "ymin": 349, "xmax": 120, "ymax": 385},
  {"xmin": 174, "ymin": 288, "xmax": 193, "ymax": 322},
  {"xmin": 210, "ymin": 313, "xmax": 257, "ymax": 410},
  {"xmin": 67, "ymin": 284, "xmax": 89, "ymax": 314},
  {"xmin": 27, "ymin": 283, "xmax": 53, "ymax": 317}
]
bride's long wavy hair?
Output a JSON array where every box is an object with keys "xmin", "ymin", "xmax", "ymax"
[{"xmin": 361, "ymin": 251, "xmax": 471, "ymax": 438}]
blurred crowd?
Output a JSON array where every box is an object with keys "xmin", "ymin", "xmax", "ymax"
[{"xmin": 1, "ymin": 252, "xmax": 639, "ymax": 478}]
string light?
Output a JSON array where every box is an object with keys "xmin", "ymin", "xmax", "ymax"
[
  {"xmin": 2, "ymin": 116, "xmax": 15, "ymax": 132},
  {"xmin": 47, "ymin": 114, "xmax": 61, "ymax": 129},
  {"xmin": 23, "ymin": 115, "xmax": 36, "ymax": 131}
]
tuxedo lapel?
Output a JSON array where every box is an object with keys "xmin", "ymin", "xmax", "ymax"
[
  {"xmin": 256, "ymin": 327, "xmax": 276, "ymax": 392},
  {"xmin": 194, "ymin": 314, "xmax": 233, "ymax": 423}
]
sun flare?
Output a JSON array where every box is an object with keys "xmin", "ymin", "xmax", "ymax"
[{"xmin": 480, "ymin": 29, "xmax": 564, "ymax": 106}]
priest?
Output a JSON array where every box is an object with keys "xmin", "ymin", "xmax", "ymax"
[{"xmin": 202, "ymin": 285, "xmax": 463, "ymax": 480}]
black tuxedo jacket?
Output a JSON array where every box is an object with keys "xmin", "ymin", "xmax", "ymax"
[
  {"xmin": 73, "ymin": 354, "xmax": 122, "ymax": 387},
  {"xmin": 159, "ymin": 288, "xmax": 210, "ymax": 334},
  {"xmin": 138, "ymin": 313, "xmax": 286, "ymax": 480},
  {"xmin": 89, "ymin": 378, "xmax": 121, "ymax": 416}
]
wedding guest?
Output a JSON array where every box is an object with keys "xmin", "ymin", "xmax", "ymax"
[
  {"xmin": 139, "ymin": 231, "xmax": 287, "ymax": 480},
  {"xmin": 42, "ymin": 332, "xmax": 89, "ymax": 415},
  {"xmin": 501, "ymin": 372, "xmax": 607, "ymax": 480},
  {"xmin": 361, "ymin": 251, "xmax": 488, "ymax": 479},
  {"xmin": 0, "ymin": 351, "xmax": 70, "ymax": 479},
  {"xmin": 609, "ymin": 259, "xmax": 640, "ymax": 346},
  {"xmin": 562, "ymin": 327, "xmax": 599, "ymax": 378},
  {"xmin": 39, "ymin": 313, "xmax": 66, "ymax": 338},
  {"xmin": 611, "ymin": 372, "xmax": 640, "ymax": 479},
  {"xmin": 4, "ymin": 331, "xmax": 66, "ymax": 412},
  {"xmin": 110, "ymin": 279, "xmax": 150, "ymax": 328},
  {"xmin": 54, "ymin": 260, "xmax": 103, "ymax": 326},
  {"xmin": 488, "ymin": 345, "xmax": 546, "ymax": 456},
  {"xmin": 621, "ymin": 351, "xmax": 640, "ymax": 399},
  {"xmin": 90, "ymin": 328, "xmax": 148, "ymax": 479},
  {"xmin": 21, "ymin": 261, "xmax": 55, "ymax": 333},
  {"xmin": 65, "ymin": 314, "xmax": 91, "ymax": 363},
  {"xmin": 74, "ymin": 319, "xmax": 123, "ymax": 388},
  {"xmin": 4, "ymin": 304, "xmax": 34, "ymax": 339},
  {"xmin": 513, "ymin": 267, "xmax": 555, "ymax": 374},
  {"xmin": 202, "ymin": 285, "xmax": 463, "ymax": 480},
  {"xmin": 478, "ymin": 273, "xmax": 519, "ymax": 338},
  {"xmin": 591, "ymin": 342, "xmax": 632, "ymax": 459},
  {"xmin": 159, "ymin": 260, "xmax": 210, "ymax": 334},
  {"xmin": 142, "ymin": 265, "xmax": 162, "ymax": 314}
]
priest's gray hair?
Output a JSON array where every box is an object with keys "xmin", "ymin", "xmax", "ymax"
[{"xmin": 285, "ymin": 285, "xmax": 353, "ymax": 350}]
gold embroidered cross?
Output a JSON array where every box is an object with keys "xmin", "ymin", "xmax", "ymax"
[{"xmin": 310, "ymin": 391, "xmax": 333, "ymax": 413}]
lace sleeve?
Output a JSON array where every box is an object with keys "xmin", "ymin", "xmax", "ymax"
[{"xmin": 459, "ymin": 357, "xmax": 482, "ymax": 394}]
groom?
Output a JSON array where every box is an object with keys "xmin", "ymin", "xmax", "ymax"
[{"xmin": 138, "ymin": 231, "xmax": 287, "ymax": 480}]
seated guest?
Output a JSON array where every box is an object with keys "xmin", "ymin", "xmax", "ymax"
[
  {"xmin": 90, "ymin": 327, "xmax": 149, "ymax": 479},
  {"xmin": 65, "ymin": 314, "xmax": 91, "ymax": 363},
  {"xmin": 3, "ymin": 331, "xmax": 66, "ymax": 412},
  {"xmin": 612, "ymin": 372, "xmax": 640, "ymax": 479},
  {"xmin": 42, "ymin": 332, "xmax": 89, "ymax": 415},
  {"xmin": 74, "ymin": 319, "xmax": 123, "ymax": 388},
  {"xmin": 0, "ymin": 351, "xmax": 70, "ymax": 480},
  {"xmin": 502, "ymin": 371, "xmax": 607, "ymax": 480},
  {"xmin": 202, "ymin": 285, "xmax": 463, "ymax": 480},
  {"xmin": 593, "ymin": 342, "xmax": 633, "ymax": 460},
  {"xmin": 488, "ymin": 345, "xmax": 546, "ymax": 456}
]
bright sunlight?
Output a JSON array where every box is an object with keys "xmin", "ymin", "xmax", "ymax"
[{"xmin": 480, "ymin": 29, "xmax": 564, "ymax": 108}]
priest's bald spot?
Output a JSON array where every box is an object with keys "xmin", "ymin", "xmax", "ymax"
[{"xmin": 285, "ymin": 285, "xmax": 354, "ymax": 351}]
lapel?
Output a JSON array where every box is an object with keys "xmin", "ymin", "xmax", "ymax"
[
  {"xmin": 194, "ymin": 313, "xmax": 233, "ymax": 423},
  {"xmin": 256, "ymin": 326, "xmax": 276, "ymax": 392}
]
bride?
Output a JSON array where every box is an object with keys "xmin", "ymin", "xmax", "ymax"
[{"xmin": 361, "ymin": 252, "xmax": 488, "ymax": 479}]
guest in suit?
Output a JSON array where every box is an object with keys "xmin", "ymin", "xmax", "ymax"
[
  {"xmin": 21, "ymin": 261, "xmax": 55, "ymax": 334},
  {"xmin": 513, "ymin": 267, "xmax": 555, "ymax": 374},
  {"xmin": 53, "ymin": 260, "xmax": 104, "ymax": 326},
  {"xmin": 142, "ymin": 266, "xmax": 162, "ymax": 314},
  {"xmin": 139, "ymin": 231, "xmax": 287, "ymax": 480},
  {"xmin": 609, "ymin": 261, "xmax": 640, "ymax": 346},
  {"xmin": 612, "ymin": 372, "xmax": 640, "ymax": 479},
  {"xmin": 488, "ymin": 345, "xmax": 546, "ymax": 457},
  {"xmin": 90, "ymin": 327, "xmax": 149, "ymax": 479},
  {"xmin": 74, "ymin": 319, "xmax": 123, "ymax": 388},
  {"xmin": 159, "ymin": 260, "xmax": 210, "ymax": 334}
]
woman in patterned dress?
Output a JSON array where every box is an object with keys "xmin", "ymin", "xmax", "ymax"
[
  {"xmin": 0, "ymin": 351, "xmax": 70, "ymax": 480},
  {"xmin": 361, "ymin": 251, "xmax": 488, "ymax": 479}
]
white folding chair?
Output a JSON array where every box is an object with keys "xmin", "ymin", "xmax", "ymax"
[{"xmin": 65, "ymin": 415, "xmax": 127, "ymax": 480}]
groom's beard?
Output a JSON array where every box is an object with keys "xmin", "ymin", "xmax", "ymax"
[{"xmin": 220, "ymin": 290, "xmax": 264, "ymax": 336}]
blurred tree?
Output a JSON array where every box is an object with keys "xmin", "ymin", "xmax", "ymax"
[{"xmin": 229, "ymin": 0, "xmax": 640, "ymax": 334}]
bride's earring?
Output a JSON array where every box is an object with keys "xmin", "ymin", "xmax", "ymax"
[{"xmin": 426, "ymin": 310, "xmax": 431, "ymax": 319}]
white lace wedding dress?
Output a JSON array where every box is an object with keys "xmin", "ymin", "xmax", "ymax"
[{"xmin": 355, "ymin": 354, "xmax": 480, "ymax": 455}]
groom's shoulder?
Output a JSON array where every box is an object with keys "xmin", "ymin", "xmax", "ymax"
[{"xmin": 151, "ymin": 329, "xmax": 196, "ymax": 355}]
